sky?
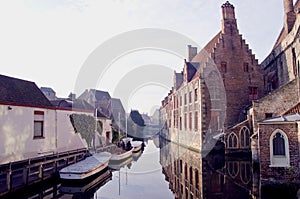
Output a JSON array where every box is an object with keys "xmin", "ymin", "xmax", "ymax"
[{"xmin": 0, "ymin": 0, "xmax": 286, "ymax": 114}]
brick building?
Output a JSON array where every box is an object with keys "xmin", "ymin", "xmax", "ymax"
[
  {"xmin": 248, "ymin": 0, "xmax": 300, "ymax": 186},
  {"xmin": 160, "ymin": 1, "xmax": 264, "ymax": 153}
]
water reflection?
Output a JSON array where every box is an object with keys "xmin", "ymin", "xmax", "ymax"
[
  {"xmin": 5, "ymin": 136, "xmax": 300, "ymax": 198},
  {"xmin": 159, "ymin": 137, "xmax": 253, "ymax": 199}
]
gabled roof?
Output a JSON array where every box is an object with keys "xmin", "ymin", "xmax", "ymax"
[
  {"xmin": 192, "ymin": 31, "xmax": 222, "ymax": 63},
  {"xmin": 91, "ymin": 89, "xmax": 111, "ymax": 101},
  {"xmin": 0, "ymin": 74, "xmax": 53, "ymax": 108},
  {"xmin": 40, "ymin": 87, "xmax": 55, "ymax": 93},
  {"xmin": 111, "ymin": 98, "xmax": 125, "ymax": 113},
  {"xmin": 51, "ymin": 99, "xmax": 94, "ymax": 110},
  {"xmin": 186, "ymin": 62, "xmax": 200, "ymax": 82},
  {"xmin": 259, "ymin": 113, "xmax": 300, "ymax": 123},
  {"xmin": 78, "ymin": 89, "xmax": 111, "ymax": 101}
]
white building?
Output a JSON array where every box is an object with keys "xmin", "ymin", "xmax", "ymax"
[{"xmin": 0, "ymin": 74, "xmax": 94, "ymax": 164}]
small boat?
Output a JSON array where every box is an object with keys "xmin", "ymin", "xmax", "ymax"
[
  {"xmin": 110, "ymin": 147, "xmax": 133, "ymax": 161},
  {"xmin": 109, "ymin": 156, "xmax": 133, "ymax": 170},
  {"xmin": 60, "ymin": 169, "xmax": 112, "ymax": 194},
  {"xmin": 59, "ymin": 152, "xmax": 112, "ymax": 180},
  {"xmin": 131, "ymin": 141, "xmax": 143, "ymax": 152},
  {"xmin": 132, "ymin": 150, "xmax": 142, "ymax": 162}
]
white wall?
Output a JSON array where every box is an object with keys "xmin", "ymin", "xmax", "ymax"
[{"xmin": 0, "ymin": 104, "xmax": 92, "ymax": 164}]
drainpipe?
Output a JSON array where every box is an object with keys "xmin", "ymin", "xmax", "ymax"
[{"xmin": 55, "ymin": 109, "xmax": 58, "ymax": 152}]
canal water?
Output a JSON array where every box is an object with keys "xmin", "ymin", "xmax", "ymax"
[{"xmin": 4, "ymin": 136, "xmax": 300, "ymax": 198}]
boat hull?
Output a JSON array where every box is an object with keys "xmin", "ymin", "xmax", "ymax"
[
  {"xmin": 110, "ymin": 148, "xmax": 133, "ymax": 161},
  {"xmin": 59, "ymin": 152, "xmax": 111, "ymax": 180}
]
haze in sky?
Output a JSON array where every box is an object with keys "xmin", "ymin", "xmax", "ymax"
[{"xmin": 0, "ymin": 0, "xmax": 285, "ymax": 114}]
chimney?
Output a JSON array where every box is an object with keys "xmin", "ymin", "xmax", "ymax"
[
  {"xmin": 188, "ymin": 45, "xmax": 197, "ymax": 62},
  {"xmin": 283, "ymin": 0, "xmax": 296, "ymax": 33},
  {"xmin": 221, "ymin": 1, "xmax": 238, "ymax": 34}
]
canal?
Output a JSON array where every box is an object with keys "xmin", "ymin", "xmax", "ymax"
[{"xmin": 3, "ymin": 136, "xmax": 300, "ymax": 198}]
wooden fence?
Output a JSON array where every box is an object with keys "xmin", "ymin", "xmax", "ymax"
[{"xmin": 0, "ymin": 148, "xmax": 89, "ymax": 196}]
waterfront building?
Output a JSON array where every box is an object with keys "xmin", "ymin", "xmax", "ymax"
[
  {"xmin": 160, "ymin": 1, "xmax": 264, "ymax": 153},
  {"xmin": 249, "ymin": 0, "xmax": 300, "ymax": 186},
  {"xmin": 0, "ymin": 74, "xmax": 94, "ymax": 164}
]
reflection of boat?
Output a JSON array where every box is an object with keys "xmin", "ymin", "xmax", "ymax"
[
  {"xmin": 59, "ymin": 152, "xmax": 112, "ymax": 180},
  {"xmin": 132, "ymin": 150, "xmax": 142, "ymax": 162},
  {"xmin": 109, "ymin": 157, "xmax": 133, "ymax": 170},
  {"xmin": 131, "ymin": 141, "xmax": 143, "ymax": 152},
  {"xmin": 60, "ymin": 169, "xmax": 112, "ymax": 195},
  {"xmin": 110, "ymin": 148, "xmax": 133, "ymax": 161}
]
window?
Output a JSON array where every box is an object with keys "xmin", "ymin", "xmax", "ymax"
[
  {"xmin": 184, "ymin": 113, "xmax": 187, "ymax": 130},
  {"xmin": 189, "ymin": 166, "xmax": 193, "ymax": 184},
  {"xmin": 270, "ymin": 130, "xmax": 290, "ymax": 167},
  {"xmin": 184, "ymin": 93, "xmax": 187, "ymax": 105},
  {"xmin": 34, "ymin": 111, "xmax": 44, "ymax": 138},
  {"xmin": 180, "ymin": 160, "xmax": 183, "ymax": 173},
  {"xmin": 244, "ymin": 62, "xmax": 249, "ymax": 72},
  {"xmin": 228, "ymin": 161, "xmax": 239, "ymax": 178},
  {"xmin": 180, "ymin": 117, "xmax": 182, "ymax": 130},
  {"xmin": 194, "ymin": 111, "xmax": 198, "ymax": 131},
  {"xmin": 240, "ymin": 162, "xmax": 251, "ymax": 184},
  {"xmin": 273, "ymin": 133, "xmax": 285, "ymax": 155},
  {"xmin": 184, "ymin": 163, "xmax": 188, "ymax": 180},
  {"xmin": 240, "ymin": 127, "xmax": 250, "ymax": 148},
  {"xmin": 189, "ymin": 91, "xmax": 192, "ymax": 103},
  {"xmin": 180, "ymin": 96, "xmax": 182, "ymax": 106},
  {"xmin": 221, "ymin": 61, "xmax": 227, "ymax": 73},
  {"xmin": 189, "ymin": 112, "xmax": 192, "ymax": 130},
  {"xmin": 195, "ymin": 169, "xmax": 199, "ymax": 188},
  {"xmin": 249, "ymin": 87, "xmax": 258, "ymax": 100},
  {"xmin": 265, "ymin": 113, "xmax": 273, "ymax": 119},
  {"xmin": 194, "ymin": 88, "xmax": 198, "ymax": 102},
  {"xmin": 227, "ymin": 132, "xmax": 238, "ymax": 148}
]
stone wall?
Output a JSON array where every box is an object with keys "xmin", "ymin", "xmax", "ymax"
[{"xmin": 252, "ymin": 79, "xmax": 300, "ymax": 133}]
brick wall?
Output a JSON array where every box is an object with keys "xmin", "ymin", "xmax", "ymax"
[{"xmin": 259, "ymin": 123, "xmax": 300, "ymax": 184}]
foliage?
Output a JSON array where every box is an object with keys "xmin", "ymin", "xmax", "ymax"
[
  {"xmin": 112, "ymin": 127, "xmax": 119, "ymax": 144},
  {"xmin": 69, "ymin": 114, "xmax": 96, "ymax": 148}
]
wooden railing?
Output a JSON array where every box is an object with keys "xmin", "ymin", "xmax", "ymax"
[{"xmin": 0, "ymin": 148, "xmax": 88, "ymax": 196}]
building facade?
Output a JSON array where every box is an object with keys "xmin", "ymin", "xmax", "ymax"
[
  {"xmin": 160, "ymin": 1, "xmax": 264, "ymax": 152},
  {"xmin": 0, "ymin": 74, "xmax": 95, "ymax": 164}
]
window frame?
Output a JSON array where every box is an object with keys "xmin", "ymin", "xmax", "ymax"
[
  {"xmin": 227, "ymin": 132, "xmax": 238, "ymax": 149},
  {"xmin": 33, "ymin": 110, "xmax": 45, "ymax": 139},
  {"xmin": 269, "ymin": 129, "xmax": 290, "ymax": 167}
]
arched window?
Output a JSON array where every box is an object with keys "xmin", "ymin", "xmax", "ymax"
[
  {"xmin": 269, "ymin": 129, "xmax": 290, "ymax": 167},
  {"xmin": 240, "ymin": 162, "xmax": 251, "ymax": 184},
  {"xmin": 227, "ymin": 132, "xmax": 238, "ymax": 148},
  {"xmin": 228, "ymin": 161, "xmax": 239, "ymax": 178},
  {"xmin": 240, "ymin": 126, "xmax": 250, "ymax": 148}
]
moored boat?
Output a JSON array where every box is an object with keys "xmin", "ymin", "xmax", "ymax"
[
  {"xmin": 59, "ymin": 152, "xmax": 112, "ymax": 180},
  {"xmin": 131, "ymin": 141, "xmax": 143, "ymax": 152},
  {"xmin": 110, "ymin": 147, "xmax": 133, "ymax": 161},
  {"xmin": 109, "ymin": 156, "xmax": 133, "ymax": 170}
]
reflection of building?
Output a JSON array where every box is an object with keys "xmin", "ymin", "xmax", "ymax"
[
  {"xmin": 160, "ymin": 1, "xmax": 264, "ymax": 151},
  {"xmin": 160, "ymin": 138, "xmax": 253, "ymax": 199}
]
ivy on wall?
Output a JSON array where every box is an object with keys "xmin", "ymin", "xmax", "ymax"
[{"xmin": 69, "ymin": 114, "xmax": 103, "ymax": 148}]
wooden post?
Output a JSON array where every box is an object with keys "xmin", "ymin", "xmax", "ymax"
[
  {"xmin": 23, "ymin": 166, "xmax": 28, "ymax": 185},
  {"xmin": 39, "ymin": 164, "xmax": 43, "ymax": 179},
  {"xmin": 6, "ymin": 163, "xmax": 12, "ymax": 191}
]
